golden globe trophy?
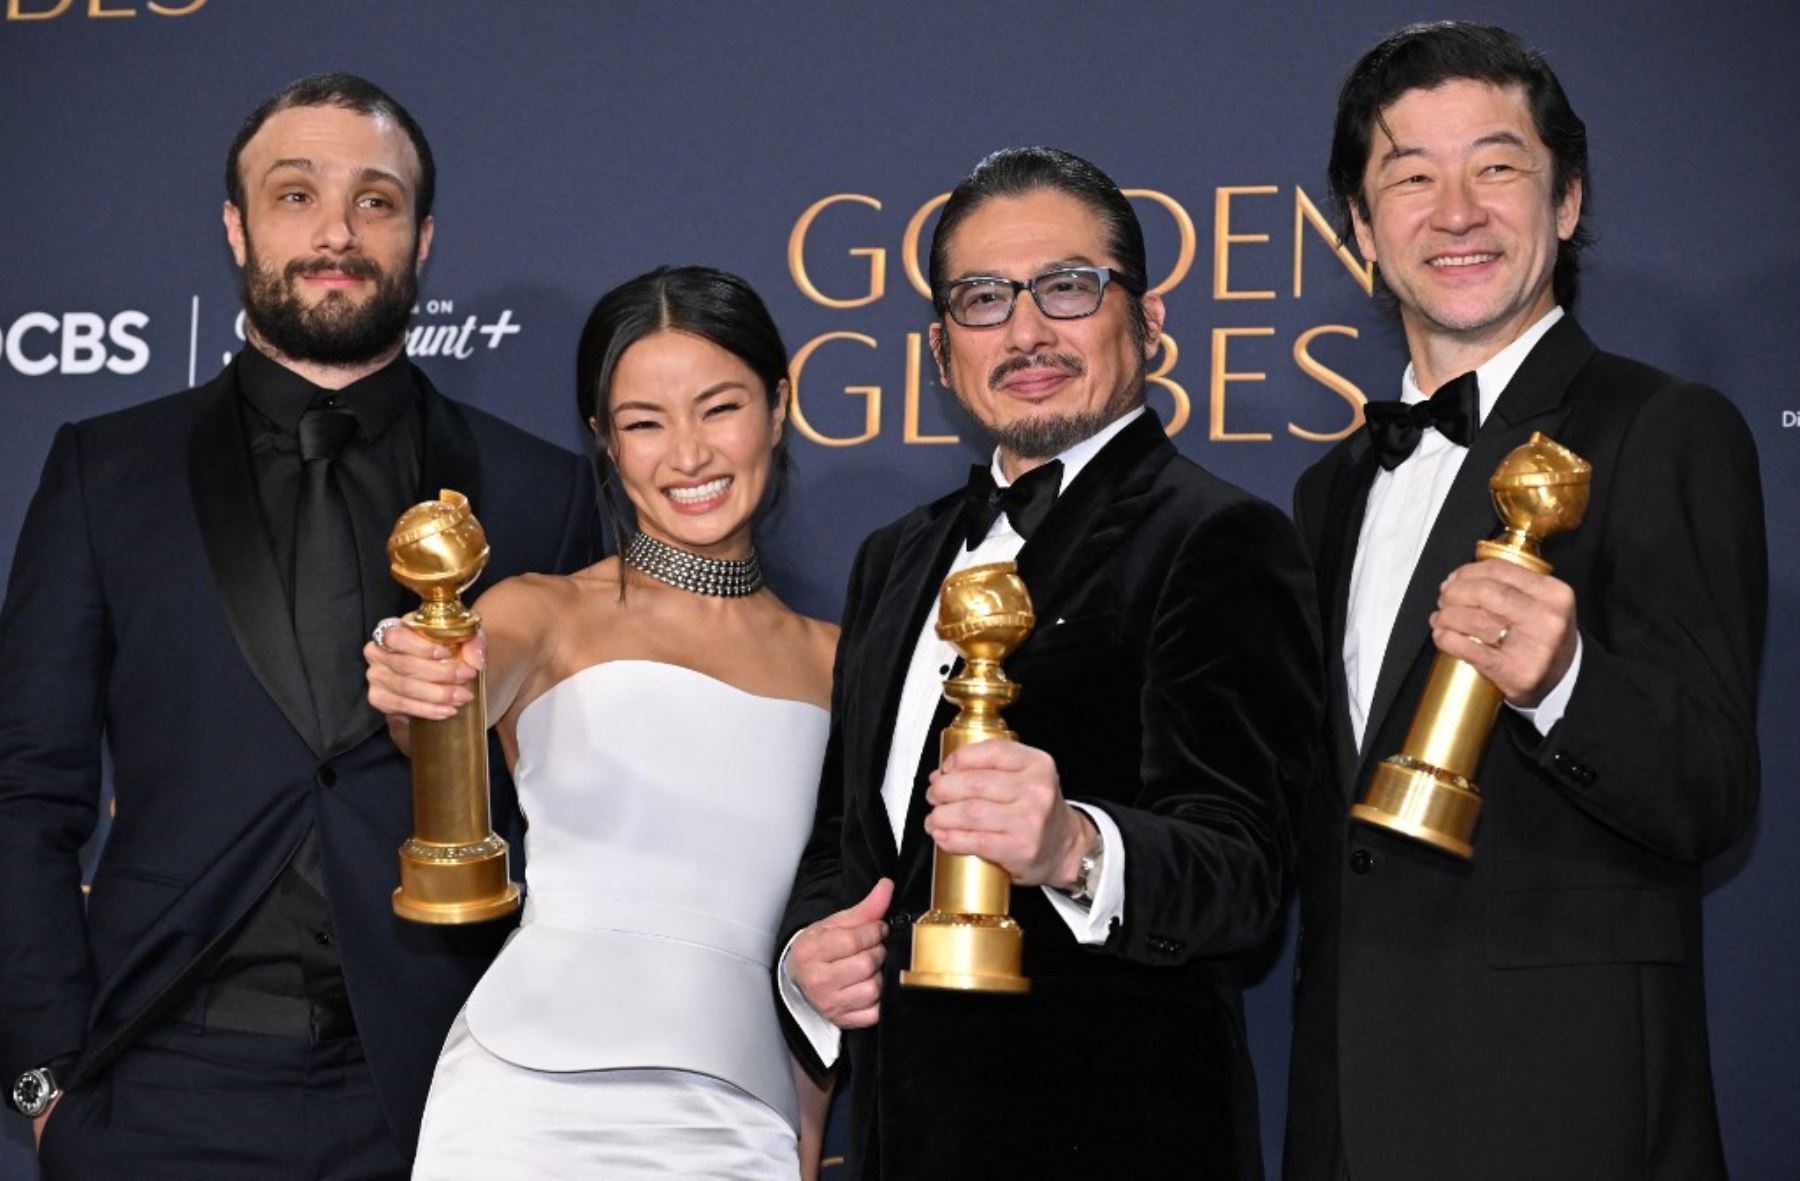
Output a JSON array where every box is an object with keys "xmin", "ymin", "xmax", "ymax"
[
  {"xmin": 900, "ymin": 561, "xmax": 1033, "ymax": 994},
  {"xmin": 386, "ymin": 489, "xmax": 522, "ymax": 923},
  {"xmin": 1352, "ymin": 432, "xmax": 1592, "ymax": 859}
]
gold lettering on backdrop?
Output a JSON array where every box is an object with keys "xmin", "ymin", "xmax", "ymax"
[
  {"xmin": 902, "ymin": 193, "xmax": 952, "ymax": 300},
  {"xmin": 1293, "ymin": 187, "xmax": 1374, "ymax": 297},
  {"xmin": 1213, "ymin": 186, "xmax": 1278, "ymax": 300},
  {"xmin": 1122, "ymin": 189, "xmax": 1198, "ymax": 296},
  {"xmin": 788, "ymin": 332, "xmax": 881, "ymax": 446},
  {"xmin": 783, "ymin": 182, "xmax": 1385, "ymax": 447},
  {"xmin": 1209, "ymin": 327, "xmax": 1275, "ymax": 441},
  {"xmin": 789, "ymin": 194, "xmax": 886, "ymax": 309},
  {"xmin": 7, "ymin": 0, "xmax": 203, "ymax": 16},
  {"xmin": 1144, "ymin": 334, "xmax": 1191, "ymax": 437},
  {"xmin": 1290, "ymin": 325, "xmax": 1365, "ymax": 442},
  {"xmin": 903, "ymin": 333, "xmax": 958, "ymax": 444},
  {"xmin": 7, "ymin": 0, "xmax": 74, "ymax": 18}
]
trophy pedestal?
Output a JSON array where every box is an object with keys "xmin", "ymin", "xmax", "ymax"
[
  {"xmin": 900, "ymin": 911, "xmax": 1029, "ymax": 994},
  {"xmin": 393, "ymin": 836, "xmax": 521, "ymax": 924},
  {"xmin": 1352, "ymin": 756, "xmax": 1480, "ymax": 860}
]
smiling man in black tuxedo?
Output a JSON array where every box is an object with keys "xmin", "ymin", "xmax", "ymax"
[
  {"xmin": 0, "ymin": 74, "xmax": 594, "ymax": 1178},
  {"xmin": 777, "ymin": 145, "xmax": 1324, "ymax": 1179},
  {"xmin": 1286, "ymin": 23, "xmax": 1767, "ymax": 1181}
]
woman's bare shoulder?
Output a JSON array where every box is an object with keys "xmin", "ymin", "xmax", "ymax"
[{"xmin": 794, "ymin": 613, "xmax": 841, "ymax": 678}]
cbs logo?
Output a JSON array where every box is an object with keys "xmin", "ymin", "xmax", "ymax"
[{"xmin": 1, "ymin": 311, "xmax": 150, "ymax": 376}]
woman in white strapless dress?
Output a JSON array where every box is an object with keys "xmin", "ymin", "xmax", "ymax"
[{"xmin": 366, "ymin": 267, "xmax": 838, "ymax": 1179}]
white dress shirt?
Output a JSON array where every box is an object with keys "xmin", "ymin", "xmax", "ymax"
[
  {"xmin": 1344, "ymin": 306, "xmax": 1580, "ymax": 751},
  {"xmin": 779, "ymin": 408, "xmax": 1143, "ymax": 1067}
]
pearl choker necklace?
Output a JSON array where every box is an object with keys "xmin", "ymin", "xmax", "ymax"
[{"xmin": 623, "ymin": 532, "xmax": 764, "ymax": 597}]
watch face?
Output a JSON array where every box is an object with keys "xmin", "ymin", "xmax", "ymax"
[{"xmin": 11, "ymin": 1068, "xmax": 54, "ymax": 1117}]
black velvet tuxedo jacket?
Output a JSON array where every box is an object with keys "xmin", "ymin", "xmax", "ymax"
[
  {"xmin": 780, "ymin": 411, "xmax": 1325, "ymax": 1180},
  {"xmin": 1285, "ymin": 317, "xmax": 1766, "ymax": 1181},
  {"xmin": 0, "ymin": 355, "xmax": 595, "ymax": 1156}
]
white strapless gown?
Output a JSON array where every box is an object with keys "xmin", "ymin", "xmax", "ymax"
[{"xmin": 412, "ymin": 661, "xmax": 827, "ymax": 1180}]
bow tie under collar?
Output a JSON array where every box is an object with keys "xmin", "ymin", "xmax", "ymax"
[
  {"xmin": 960, "ymin": 459, "xmax": 1063, "ymax": 549},
  {"xmin": 1363, "ymin": 370, "xmax": 1480, "ymax": 471}
]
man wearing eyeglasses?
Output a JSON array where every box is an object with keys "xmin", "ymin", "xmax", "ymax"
[{"xmin": 777, "ymin": 146, "xmax": 1324, "ymax": 1179}]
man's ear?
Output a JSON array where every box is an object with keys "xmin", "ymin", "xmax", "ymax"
[
  {"xmin": 223, "ymin": 201, "xmax": 248, "ymax": 268},
  {"xmin": 1139, "ymin": 293, "xmax": 1167, "ymax": 359},
  {"xmin": 415, "ymin": 215, "xmax": 436, "ymax": 271},
  {"xmin": 928, "ymin": 321, "xmax": 951, "ymax": 388},
  {"xmin": 1350, "ymin": 200, "xmax": 1377, "ymax": 266},
  {"xmin": 1555, "ymin": 177, "xmax": 1583, "ymax": 243}
]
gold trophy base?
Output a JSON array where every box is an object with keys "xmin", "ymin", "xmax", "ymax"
[
  {"xmin": 899, "ymin": 911, "xmax": 1030, "ymax": 993},
  {"xmin": 1351, "ymin": 755, "xmax": 1481, "ymax": 860},
  {"xmin": 392, "ymin": 836, "xmax": 522, "ymax": 924}
]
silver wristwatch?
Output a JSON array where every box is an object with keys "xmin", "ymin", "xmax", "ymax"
[
  {"xmin": 1068, "ymin": 828, "xmax": 1106, "ymax": 905},
  {"xmin": 11, "ymin": 1066, "xmax": 60, "ymax": 1118}
]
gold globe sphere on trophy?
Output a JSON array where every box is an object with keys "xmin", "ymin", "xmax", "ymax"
[
  {"xmin": 900, "ymin": 561, "xmax": 1034, "ymax": 994},
  {"xmin": 387, "ymin": 489, "xmax": 521, "ymax": 923},
  {"xmin": 1352, "ymin": 432, "xmax": 1592, "ymax": 858}
]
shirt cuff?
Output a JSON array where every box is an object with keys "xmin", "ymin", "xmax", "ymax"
[
  {"xmin": 1042, "ymin": 803, "xmax": 1125, "ymax": 945},
  {"xmin": 1509, "ymin": 634, "xmax": 1583, "ymax": 735},
  {"xmin": 777, "ymin": 932, "xmax": 841, "ymax": 1068}
]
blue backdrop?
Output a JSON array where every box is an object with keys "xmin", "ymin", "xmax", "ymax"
[{"xmin": 3, "ymin": 2, "xmax": 1795, "ymax": 1176}]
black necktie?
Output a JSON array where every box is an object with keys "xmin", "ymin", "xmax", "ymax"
[
  {"xmin": 293, "ymin": 400, "xmax": 366, "ymax": 747},
  {"xmin": 1363, "ymin": 371, "xmax": 1480, "ymax": 471},
  {"xmin": 961, "ymin": 459, "xmax": 1062, "ymax": 550}
]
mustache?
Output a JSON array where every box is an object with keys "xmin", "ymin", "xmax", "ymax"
[
  {"xmin": 284, "ymin": 256, "xmax": 383, "ymax": 282},
  {"xmin": 988, "ymin": 352, "xmax": 1085, "ymax": 390}
]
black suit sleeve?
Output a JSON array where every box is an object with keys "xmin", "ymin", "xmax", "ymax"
[
  {"xmin": 0, "ymin": 425, "xmax": 107, "ymax": 1084},
  {"xmin": 1088, "ymin": 497, "xmax": 1323, "ymax": 963},
  {"xmin": 1527, "ymin": 382, "xmax": 1766, "ymax": 862}
]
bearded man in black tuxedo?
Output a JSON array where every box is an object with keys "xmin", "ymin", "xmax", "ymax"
[
  {"xmin": 1285, "ymin": 23, "xmax": 1766, "ymax": 1181},
  {"xmin": 776, "ymin": 145, "xmax": 1324, "ymax": 1180},
  {"xmin": 0, "ymin": 74, "xmax": 594, "ymax": 1178}
]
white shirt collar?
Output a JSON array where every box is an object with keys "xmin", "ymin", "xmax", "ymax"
[
  {"xmin": 987, "ymin": 405, "xmax": 1146, "ymax": 492},
  {"xmin": 1400, "ymin": 305, "xmax": 1564, "ymax": 426}
]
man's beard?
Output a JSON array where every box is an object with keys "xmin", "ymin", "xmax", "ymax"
[
  {"xmin": 947, "ymin": 350, "xmax": 1146, "ymax": 460},
  {"xmin": 241, "ymin": 238, "xmax": 417, "ymax": 367}
]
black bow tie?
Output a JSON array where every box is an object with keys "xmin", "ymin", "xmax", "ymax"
[
  {"xmin": 961, "ymin": 460, "xmax": 1063, "ymax": 549},
  {"xmin": 1363, "ymin": 371, "xmax": 1480, "ymax": 471}
]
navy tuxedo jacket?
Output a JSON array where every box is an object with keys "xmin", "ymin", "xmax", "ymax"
[
  {"xmin": 0, "ymin": 355, "xmax": 595, "ymax": 1156},
  {"xmin": 780, "ymin": 411, "xmax": 1325, "ymax": 1180},
  {"xmin": 1285, "ymin": 317, "xmax": 1767, "ymax": 1181}
]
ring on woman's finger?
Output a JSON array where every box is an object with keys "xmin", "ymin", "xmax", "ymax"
[
  {"xmin": 1495, "ymin": 624, "xmax": 1511, "ymax": 648},
  {"xmin": 371, "ymin": 617, "xmax": 405, "ymax": 653}
]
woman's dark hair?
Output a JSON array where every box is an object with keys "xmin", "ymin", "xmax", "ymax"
[
  {"xmin": 574, "ymin": 265, "xmax": 793, "ymax": 561},
  {"xmin": 1327, "ymin": 21, "xmax": 1592, "ymax": 309}
]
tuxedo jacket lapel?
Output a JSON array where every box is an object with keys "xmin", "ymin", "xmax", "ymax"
[
  {"xmin": 862, "ymin": 500, "xmax": 968, "ymax": 872},
  {"xmin": 416, "ymin": 372, "xmax": 483, "ymax": 531},
  {"xmin": 888, "ymin": 412, "xmax": 1173, "ymax": 877},
  {"xmin": 1356, "ymin": 317, "xmax": 1597, "ymax": 784},
  {"xmin": 1316, "ymin": 434, "xmax": 1380, "ymax": 795},
  {"xmin": 188, "ymin": 358, "xmax": 328, "ymax": 756},
  {"xmin": 1012, "ymin": 411, "xmax": 1169, "ymax": 625}
]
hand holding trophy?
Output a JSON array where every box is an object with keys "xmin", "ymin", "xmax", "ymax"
[
  {"xmin": 901, "ymin": 560, "xmax": 1034, "ymax": 994},
  {"xmin": 1352, "ymin": 432, "xmax": 1592, "ymax": 858},
  {"xmin": 386, "ymin": 489, "xmax": 522, "ymax": 923}
]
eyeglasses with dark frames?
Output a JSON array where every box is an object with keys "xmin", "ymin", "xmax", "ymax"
[{"xmin": 938, "ymin": 266, "xmax": 1143, "ymax": 328}]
